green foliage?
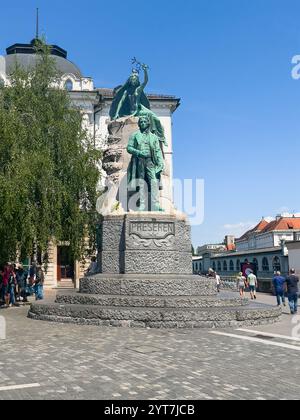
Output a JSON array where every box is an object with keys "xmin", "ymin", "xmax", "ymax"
[{"xmin": 0, "ymin": 42, "xmax": 101, "ymax": 265}]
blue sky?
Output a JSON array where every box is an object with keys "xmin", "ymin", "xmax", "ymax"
[{"xmin": 1, "ymin": 0, "xmax": 300, "ymax": 247}]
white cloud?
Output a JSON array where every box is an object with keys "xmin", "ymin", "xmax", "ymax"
[
  {"xmin": 223, "ymin": 221, "xmax": 256, "ymax": 238},
  {"xmin": 276, "ymin": 207, "xmax": 300, "ymax": 217}
]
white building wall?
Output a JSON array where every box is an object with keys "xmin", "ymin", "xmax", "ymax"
[
  {"xmin": 286, "ymin": 243, "xmax": 300, "ymax": 276},
  {"xmin": 273, "ymin": 233, "xmax": 295, "ymax": 247}
]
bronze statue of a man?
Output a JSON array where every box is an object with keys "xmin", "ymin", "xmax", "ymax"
[{"xmin": 127, "ymin": 115, "xmax": 164, "ymax": 212}]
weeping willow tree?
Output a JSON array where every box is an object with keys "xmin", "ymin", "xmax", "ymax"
[{"xmin": 0, "ymin": 41, "xmax": 101, "ymax": 265}]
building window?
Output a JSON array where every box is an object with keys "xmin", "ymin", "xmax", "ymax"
[
  {"xmin": 236, "ymin": 259, "xmax": 240, "ymax": 271},
  {"xmin": 229, "ymin": 260, "xmax": 234, "ymax": 271},
  {"xmin": 253, "ymin": 258, "xmax": 259, "ymax": 271},
  {"xmin": 223, "ymin": 261, "xmax": 228, "ymax": 271},
  {"xmin": 65, "ymin": 79, "xmax": 73, "ymax": 91},
  {"xmin": 218, "ymin": 261, "xmax": 221, "ymax": 271},
  {"xmin": 273, "ymin": 257, "xmax": 281, "ymax": 272},
  {"xmin": 262, "ymin": 257, "xmax": 269, "ymax": 272},
  {"xmin": 199, "ymin": 263, "xmax": 202, "ymax": 272},
  {"xmin": 212, "ymin": 262, "xmax": 216, "ymax": 271}
]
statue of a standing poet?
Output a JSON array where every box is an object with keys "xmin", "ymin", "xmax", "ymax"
[
  {"xmin": 127, "ymin": 115, "xmax": 164, "ymax": 212},
  {"xmin": 109, "ymin": 61, "xmax": 167, "ymax": 147}
]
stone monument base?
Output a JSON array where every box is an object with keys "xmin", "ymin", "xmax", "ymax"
[
  {"xmin": 28, "ymin": 213, "xmax": 281, "ymax": 328},
  {"xmin": 28, "ymin": 273, "xmax": 281, "ymax": 328}
]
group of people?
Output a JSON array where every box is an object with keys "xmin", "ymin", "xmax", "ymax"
[
  {"xmin": 272, "ymin": 269, "xmax": 299, "ymax": 315},
  {"xmin": 236, "ymin": 271, "xmax": 258, "ymax": 300},
  {"xmin": 0, "ymin": 262, "xmax": 45, "ymax": 308}
]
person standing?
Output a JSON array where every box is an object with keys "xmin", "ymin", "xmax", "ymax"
[
  {"xmin": 247, "ymin": 270, "xmax": 258, "ymax": 300},
  {"xmin": 16, "ymin": 264, "xmax": 28, "ymax": 303},
  {"xmin": 215, "ymin": 272, "xmax": 221, "ymax": 293},
  {"xmin": 272, "ymin": 271, "xmax": 286, "ymax": 307},
  {"xmin": 286, "ymin": 269, "xmax": 299, "ymax": 315},
  {"xmin": 34, "ymin": 266, "xmax": 45, "ymax": 301},
  {"xmin": 7, "ymin": 264, "xmax": 17, "ymax": 307},
  {"xmin": 237, "ymin": 272, "xmax": 247, "ymax": 299}
]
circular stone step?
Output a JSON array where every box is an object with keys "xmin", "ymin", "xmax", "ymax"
[
  {"xmin": 55, "ymin": 290, "xmax": 249, "ymax": 308},
  {"xmin": 79, "ymin": 274, "xmax": 217, "ymax": 297},
  {"xmin": 28, "ymin": 301, "xmax": 281, "ymax": 329}
]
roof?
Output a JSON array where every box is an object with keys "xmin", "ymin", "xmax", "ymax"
[
  {"xmin": 3, "ymin": 39, "xmax": 82, "ymax": 78},
  {"xmin": 6, "ymin": 40, "xmax": 67, "ymax": 58},
  {"xmin": 261, "ymin": 217, "xmax": 300, "ymax": 233},
  {"xmin": 238, "ymin": 219, "xmax": 269, "ymax": 241},
  {"xmin": 3, "ymin": 53, "xmax": 82, "ymax": 78}
]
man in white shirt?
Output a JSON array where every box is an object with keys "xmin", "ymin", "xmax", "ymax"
[
  {"xmin": 215, "ymin": 272, "xmax": 221, "ymax": 293},
  {"xmin": 247, "ymin": 270, "xmax": 258, "ymax": 300}
]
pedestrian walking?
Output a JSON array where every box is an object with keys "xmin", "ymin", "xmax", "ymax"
[
  {"xmin": 286, "ymin": 269, "xmax": 299, "ymax": 315},
  {"xmin": 215, "ymin": 272, "xmax": 221, "ymax": 293},
  {"xmin": 272, "ymin": 271, "xmax": 286, "ymax": 307},
  {"xmin": 237, "ymin": 272, "xmax": 247, "ymax": 299},
  {"xmin": 247, "ymin": 270, "xmax": 258, "ymax": 300}
]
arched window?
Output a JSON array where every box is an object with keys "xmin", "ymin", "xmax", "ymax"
[
  {"xmin": 218, "ymin": 261, "xmax": 221, "ymax": 271},
  {"xmin": 253, "ymin": 258, "xmax": 259, "ymax": 271},
  {"xmin": 229, "ymin": 260, "xmax": 234, "ymax": 271},
  {"xmin": 273, "ymin": 257, "xmax": 281, "ymax": 272},
  {"xmin": 212, "ymin": 261, "xmax": 216, "ymax": 271},
  {"xmin": 223, "ymin": 261, "xmax": 228, "ymax": 271},
  {"xmin": 236, "ymin": 259, "xmax": 240, "ymax": 271},
  {"xmin": 65, "ymin": 79, "xmax": 73, "ymax": 91},
  {"xmin": 262, "ymin": 257, "xmax": 269, "ymax": 272}
]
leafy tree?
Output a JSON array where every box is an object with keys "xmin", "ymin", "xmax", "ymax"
[{"xmin": 0, "ymin": 41, "xmax": 101, "ymax": 265}]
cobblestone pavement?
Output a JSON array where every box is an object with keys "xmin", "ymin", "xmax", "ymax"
[{"xmin": 0, "ymin": 291, "xmax": 299, "ymax": 400}]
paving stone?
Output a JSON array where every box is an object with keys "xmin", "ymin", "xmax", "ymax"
[{"xmin": 0, "ymin": 297, "xmax": 299, "ymax": 400}]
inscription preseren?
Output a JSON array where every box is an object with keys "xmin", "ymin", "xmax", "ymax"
[{"xmin": 129, "ymin": 221, "xmax": 175, "ymax": 240}]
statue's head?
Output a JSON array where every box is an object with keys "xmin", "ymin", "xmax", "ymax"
[
  {"xmin": 128, "ymin": 69, "xmax": 140, "ymax": 87},
  {"xmin": 138, "ymin": 115, "xmax": 150, "ymax": 131}
]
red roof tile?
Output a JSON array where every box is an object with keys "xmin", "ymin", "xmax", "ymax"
[
  {"xmin": 261, "ymin": 217, "xmax": 300, "ymax": 233},
  {"xmin": 238, "ymin": 219, "xmax": 269, "ymax": 241}
]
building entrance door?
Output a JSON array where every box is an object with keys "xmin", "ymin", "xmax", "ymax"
[{"xmin": 57, "ymin": 246, "xmax": 74, "ymax": 282}]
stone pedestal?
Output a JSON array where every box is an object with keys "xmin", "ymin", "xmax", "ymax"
[
  {"xmin": 29, "ymin": 210, "xmax": 282, "ymax": 328},
  {"xmin": 98, "ymin": 213, "xmax": 192, "ymax": 275}
]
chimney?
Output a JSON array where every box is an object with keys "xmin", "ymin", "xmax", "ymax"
[{"xmin": 225, "ymin": 235, "xmax": 235, "ymax": 250}]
